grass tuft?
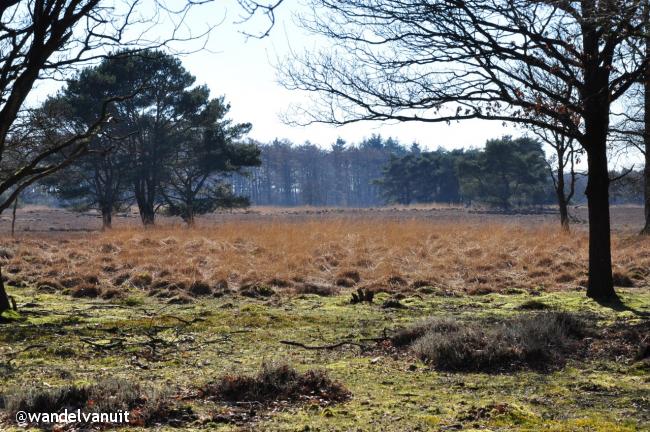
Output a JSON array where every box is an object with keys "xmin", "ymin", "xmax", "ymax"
[
  {"xmin": 397, "ymin": 312, "xmax": 586, "ymax": 371},
  {"xmin": 202, "ymin": 362, "xmax": 350, "ymax": 405}
]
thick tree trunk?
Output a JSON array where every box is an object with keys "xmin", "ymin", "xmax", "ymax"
[
  {"xmin": 642, "ymin": 24, "xmax": 650, "ymax": 234},
  {"xmin": 641, "ymin": 1, "xmax": 650, "ymax": 235},
  {"xmin": 185, "ymin": 201, "xmax": 195, "ymax": 227},
  {"xmin": 135, "ymin": 188, "xmax": 156, "ymax": 226},
  {"xmin": 0, "ymin": 266, "xmax": 11, "ymax": 313},
  {"xmin": 585, "ymin": 142, "xmax": 616, "ymax": 300},
  {"xmin": 139, "ymin": 206, "xmax": 155, "ymax": 226},
  {"xmin": 101, "ymin": 206, "xmax": 112, "ymax": 230},
  {"xmin": 558, "ymin": 193, "xmax": 570, "ymax": 231}
]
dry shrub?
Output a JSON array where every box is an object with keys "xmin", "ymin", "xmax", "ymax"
[
  {"xmin": 391, "ymin": 317, "xmax": 461, "ymax": 348},
  {"xmin": 355, "ymin": 258, "xmax": 373, "ymax": 268},
  {"xmin": 294, "ymin": 282, "xmax": 339, "ymax": 296},
  {"xmin": 555, "ymin": 273, "xmax": 575, "ymax": 283},
  {"xmin": 102, "ymin": 264, "xmax": 118, "ymax": 273},
  {"xmin": 36, "ymin": 279, "xmax": 63, "ymax": 291},
  {"xmin": 189, "ymin": 280, "xmax": 212, "ymax": 296},
  {"xmin": 130, "ymin": 273, "xmax": 153, "ymax": 288},
  {"xmin": 167, "ymin": 293, "xmax": 193, "ymax": 304},
  {"xmin": 410, "ymin": 279, "xmax": 434, "ymax": 289},
  {"xmin": 60, "ymin": 277, "xmax": 83, "ymax": 288},
  {"xmin": 405, "ymin": 312, "xmax": 586, "ymax": 372},
  {"xmin": 84, "ymin": 274, "xmax": 100, "ymax": 285},
  {"xmin": 201, "ymin": 363, "xmax": 350, "ymax": 405},
  {"xmin": 101, "ymin": 288, "xmax": 123, "ymax": 300},
  {"xmin": 516, "ymin": 299, "xmax": 551, "ymax": 310},
  {"xmin": 99, "ymin": 243, "xmax": 120, "ymax": 254},
  {"xmin": 3, "ymin": 378, "xmax": 186, "ymax": 427},
  {"xmin": 267, "ymin": 277, "xmax": 293, "ymax": 288},
  {"xmin": 386, "ymin": 275, "xmax": 407, "ymax": 287},
  {"xmin": 335, "ymin": 277, "xmax": 356, "ymax": 287},
  {"xmin": 240, "ymin": 283, "xmax": 275, "ymax": 298},
  {"xmin": 337, "ymin": 270, "xmax": 361, "ymax": 283},
  {"xmin": 466, "ymin": 285, "xmax": 498, "ymax": 295},
  {"xmin": 71, "ymin": 284, "xmax": 102, "ymax": 298},
  {"xmin": 113, "ymin": 272, "xmax": 131, "ymax": 286},
  {"xmin": 612, "ymin": 271, "xmax": 635, "ymax": 287}
]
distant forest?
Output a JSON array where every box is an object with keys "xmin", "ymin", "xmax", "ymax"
[
  {"xmin": 230, "ymin": 134, "xmax": 643, "ymax": 208},
  {"xmin": 20, "ymin": 132, "xmax": 643, "ymax": 214}
]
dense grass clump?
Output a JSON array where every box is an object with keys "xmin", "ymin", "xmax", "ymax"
[
  {"xmin": 3, "ymin": 378, "xmax": 182, "ymax": 427},
  {"xmin": 202, "ymin": 363, "xmax": 350, "ymax": 405},
  {"xmin": 396, "ymin": 312, "xmax": 586, "ymax": 372}
]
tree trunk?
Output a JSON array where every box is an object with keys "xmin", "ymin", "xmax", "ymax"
[
  {"xmin": 0, "ymin": 265, "xmax": 11, "ymax": 313},
  {"xmin": 139, "ymin": 206, "xmax": 155, "ymax": 226},
  {"xmin": 186, "ymin": 201, "xmax": 195, "ymax": 227},
  {"xmin": 558, "ymin": 193, "xmax": 570, "ymax": 231},
  {"xmin": 101, "ymin": 206, "xmax": 112, "ymax": 230},
  {"xmin": 11, "ymin": 196, "xmax": 18, "ymax": 236},
  {"xmin": 585, "ymin": 142, "xmax": 616, "ymax": 300},
  {"xmin": 556, "ymin": 159, "xmax": 570, "ymax": 230},
  {"xmin": 641, "ymin": 142, "xmax": 650, "ymax": 235},
  {"xmin": 135, "ymin": 189, "xmax": 155, "ymax": 226},
  {"xmin": 642, "ymin": 15, "xmax": 650, "ymax": 235}
]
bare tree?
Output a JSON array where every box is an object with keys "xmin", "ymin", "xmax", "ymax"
[
  {"xmin": 279, "ymin": 0, "xmax": 649, "ymax": 301},
  {"xmin": 235, "ymin": 0, "xmax": 286, "ymax": 38},
  {"xmin": 609, "ymin": 1, "xmax": 650, "ymax": 234},
  {"xmin": 532, "ymin": 125, "xmax": 580, "ymax": 230},
  {"xmin": 0, "ymin": 0, "xmax": 211, "ymax": 313}
]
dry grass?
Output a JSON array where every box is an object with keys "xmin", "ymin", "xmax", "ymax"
[
  {"xmin": 201, "ymin": 362, "xmax": 350, "ymax": 405},
  {"xmin": 2, "ymin": 220, "xmax": 649, "ymax": 299}
]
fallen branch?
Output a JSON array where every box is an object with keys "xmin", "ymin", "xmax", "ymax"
[{"xmin": 280, "ymin": 340, "xmax": 366, "ymax": 350}]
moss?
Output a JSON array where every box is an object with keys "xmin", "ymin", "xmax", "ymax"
[{"xmin": 0, "ymin": 287, "xmax": 648, "ymax": 431}]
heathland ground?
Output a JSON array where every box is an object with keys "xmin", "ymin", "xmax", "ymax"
[{"xmin": 0, "ymin": 206, "xmax": 648, "ymax": 431}]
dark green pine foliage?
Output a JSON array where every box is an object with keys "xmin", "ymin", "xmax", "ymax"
[
  {"xmin": 161, "ymin": 96, "xmax": 260, "ymax": 225},
  {"xmin": 43, "ymin": 65, "xmax": 133, "ymax": 229},
  {"xmin": 464, "ymin": 136, "xmax": 550, "ymax": 209},
  {"xmin": 45, "ymin": 50, "xmax": 259, "ymax": 226},
  {"xmin": 378, "ymin": 136, "xmax": 550, "ymax": 209}
]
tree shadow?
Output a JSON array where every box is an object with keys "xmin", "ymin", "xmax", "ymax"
[{"xmin": 593, "ymin": 295, "xmax": 650, "ymax": 318}]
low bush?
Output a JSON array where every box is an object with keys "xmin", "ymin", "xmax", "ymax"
[
  {"xmin": 3, "ymin": 379, "xmax": 183, "ymax": 427},
  {"xmin": 70, "ymin": 284, "xmax": 102, "ymax": 298},
  {"xmin": 240, "ymin": 283, "xmax": 275, "ymax": 298},
  {"xmin": 396, "ymin": 312, "xmax": 586, "ymax": 371},
  {"xmin": 295, "ymin": 282, "xmax": 339, "ymax": 296},
  {"xmin": 202, "ymin": 362, "xmax": 350, "ymax": 405}
]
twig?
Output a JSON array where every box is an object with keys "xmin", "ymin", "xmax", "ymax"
[{"xmin": 280, "ymin": 340, "xmax": 366, "ymax": 350}]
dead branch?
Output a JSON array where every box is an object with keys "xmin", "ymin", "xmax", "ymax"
[{"xmin": 280, "ymin": 340, "xmax": 367, "ymax": 350}]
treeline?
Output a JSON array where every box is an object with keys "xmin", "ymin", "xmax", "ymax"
[
  {"xmin": 230, "ymin": 135, "xmax": 643, "ymax": 209},
  {"xmin": 234, "ymin": 135, "xmax": 553, "ymax": 209},
  {"xmin": 230, "ymin": 136, "xmax": 407, "ymax": 207}
]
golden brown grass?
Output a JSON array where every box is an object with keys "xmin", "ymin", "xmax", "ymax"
[{"xmin": 2, "ymin": 220, "xmax": 649, "ymax": 299}]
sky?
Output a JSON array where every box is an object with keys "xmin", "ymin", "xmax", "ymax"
[{"xmin": 180, "ymin": 1, "xmax": 515, "ymax": 150}]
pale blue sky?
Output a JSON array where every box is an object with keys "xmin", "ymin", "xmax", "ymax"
[{"xmin": 181, "ymin": 0, "xmax": 513, "ymax": 149}]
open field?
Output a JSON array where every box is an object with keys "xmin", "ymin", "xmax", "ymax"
[
  {"xmin": 0, "ymin": 204, "xmax": 647, "ymax": 234},
  {"xmin": 0, "ymin": 208, "xmax": 649, "ymax": 431}
]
